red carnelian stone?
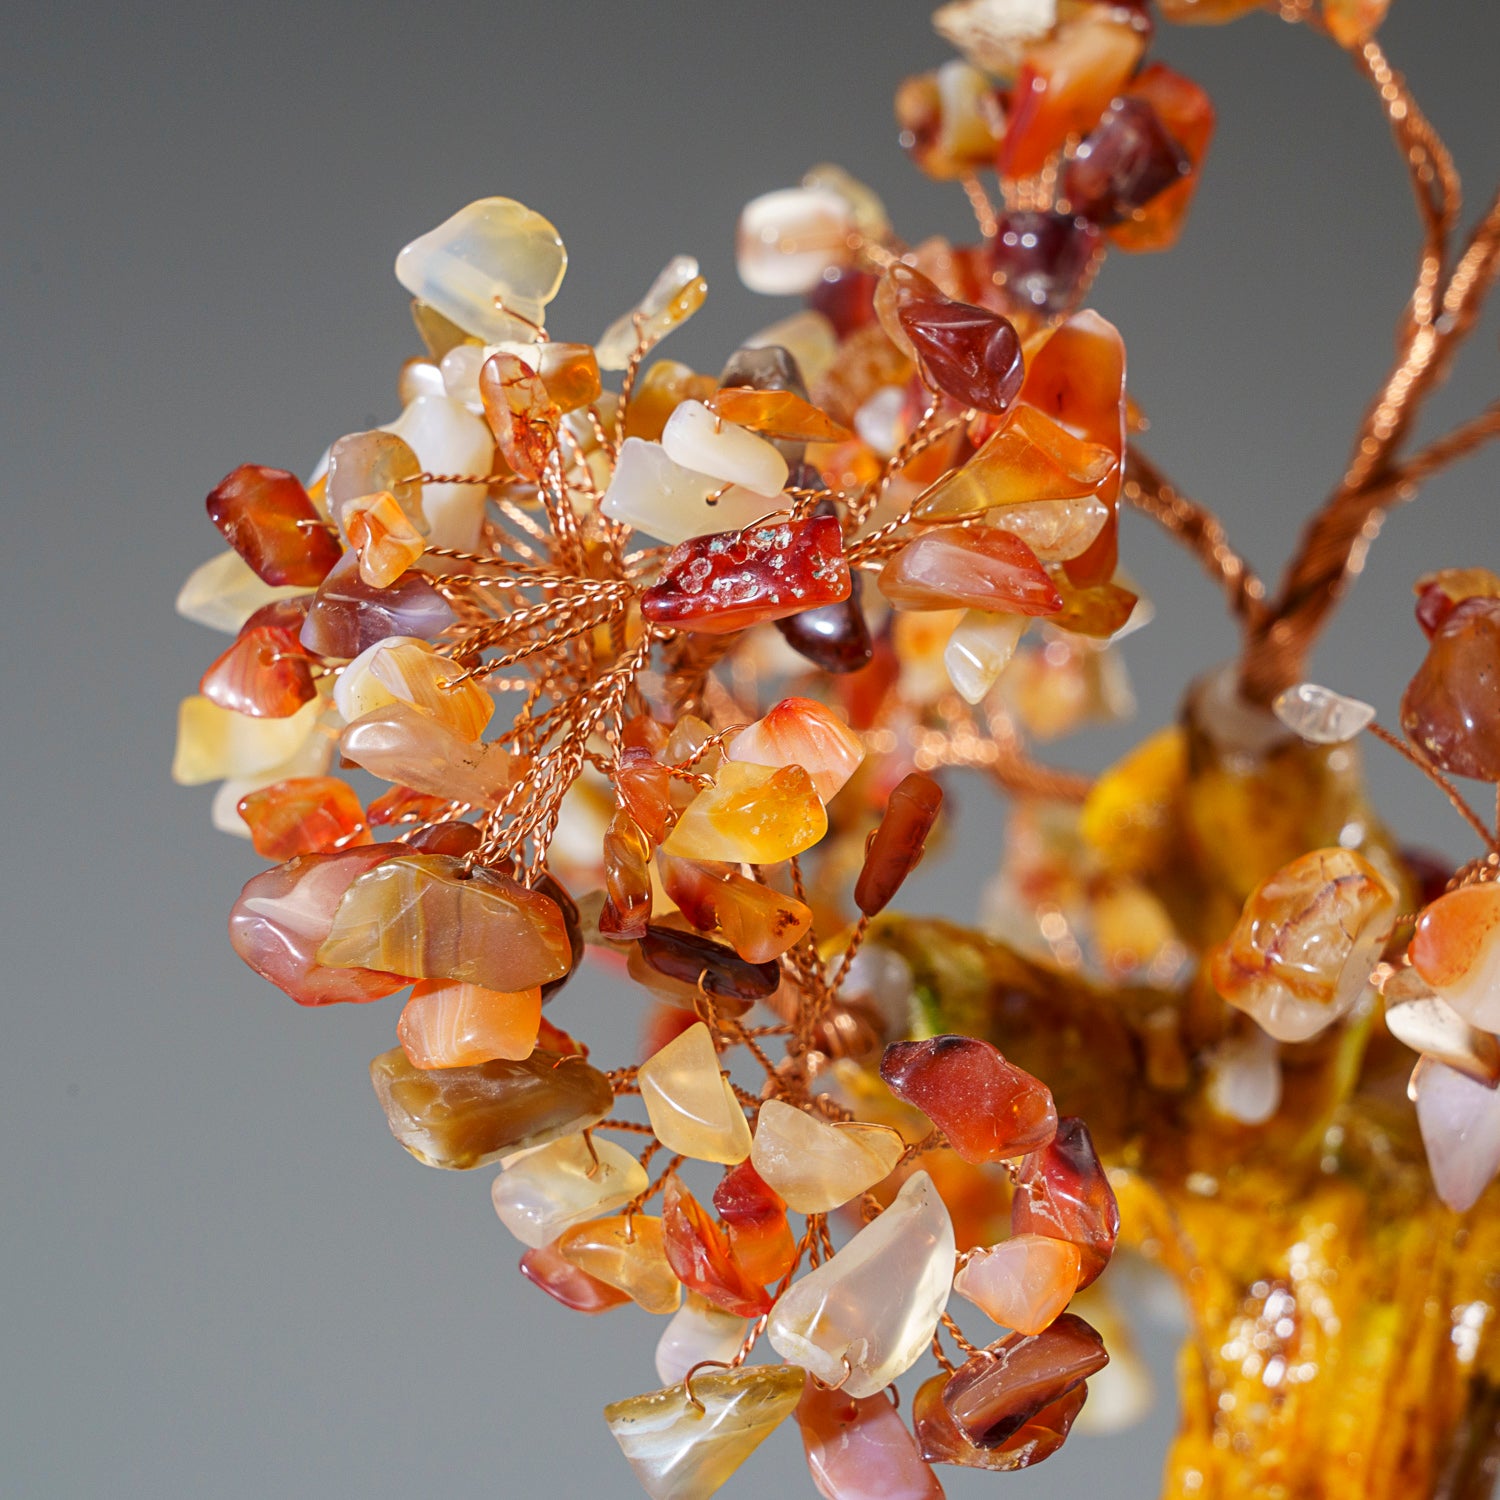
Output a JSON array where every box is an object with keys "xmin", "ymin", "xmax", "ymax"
[
  {"xmin": 200, "ymin": 624, "xmax": 318, "ymax": 718},
  {"xmin": 1111, "ymin": 63, "xmax": 1215, "ymax": 254},
  {"xmin": 941, "ymin": 1313, "xmax": 1107, "ymax": 1449},
  {"xmin": 615, "ymin": 753, "xmax": 675, "ymax": 845},
  {"xmin": 206, "ymin": 464, "xmax": 342, "ymax": 586},
  {"xmin": 1064, "ymin": 97, "xmax": 1190, "ymax": 226},
  {"xmin": 366, "ymin": 786, "xmax": 455, "ymax": 827},
  {"xmin": 714, "ymin": 1160, "xmax": 798, "ymax": 1287},
  {"xmin": 893, "ymin": 270, "xmax": 1026, "ymax": 415},
  {"xmin": 237, "ymin": 776, "xmax": 370, "ymax": 859},
  {"xmin": 881, "ymin": 1035, "xmax": 1057, "ymax": 1163},
  {"xmin": 640, "ymin": 517, "xmax": 851, "ymax": 635},
  {"xmin": 638, "ymin": 925, "xmax": 780, "ymax": 1005},
  {"xmin": 1400, "ymin": 597, "xmax": 1500, "ymax": 781},
  {"xmin": 914, "ymin": 1370, "xmax": 1085, "ymax": 1470},
  {"xmin": 661, "ymin": 1177, "xmax": 774, "ymax": 1318},
  {"xmin": 808, "ymin": 267, "xmax": 880, "ymax": 338},
  {"xmin": 520, "ymin": 1240, "xmax": 630, "ymax": 1313},
  {"xmin": 404, "ymin": 820, "xmax": 484, "ymax": 857},
  {"xmin": 854, "ymin": 773, "xmax": 944, "ymax": 916},
  {"xmin": 1011, "ymin": 1116, "xmax": 1119, "ymax": 1288},
  {"xmin": 987, "ymin": 211, "xmax": 1103, "ymax": 320}
]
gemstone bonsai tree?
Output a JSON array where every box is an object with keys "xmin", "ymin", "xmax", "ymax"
[{"xmin": 173, "ymin": 1, "xmax": 1500, "ymax": 1495}]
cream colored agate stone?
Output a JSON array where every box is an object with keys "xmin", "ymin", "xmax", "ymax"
[
  {"xmin": 944, "ymin": 611, "xmax": 1026, "ymax": 704},
  {"xmin": 172, "ymin": 693, "xmax": 323, "ymax": 785},
  {"xmin": 394, "ymin": 196, "xmax": 567, "ymax": 342},
  {"xmin": 339, "ymin": 701, "xmax": 513, "ymax": 808},
  {"xmin": 490, "ymin": 1133, "xmax": 648, "ymax": 1249},
  {"xmin": 766, "ymin": 1171, "xmax": 956, "ymax": 1397},
  {"xmin": 737, "ymin": 186, "xmax": 855, "ymax": 295},
  {"xmin": 750, "ymin": 1099, "xmax": 903, "ymax": 1214},
  {"xmin": 638, "ymin": 1022, "xmax": 753, "ymax": 1165},
  {"xmin": 382, "ymin": 392, "xmax": 494, "ymax": 551},
  {"xmin": 367, "ymin": 638, "xmax": 495, "ymax": 741},
  {"xmin": 605, "ymin": 1365, "xmax": 807, "ymax": 1500},
  {"xmin": 660, "ymin": 399, "xmax": 789, "ymax": 499},
  {"xmin": 654, "ymin": 1295, "xmax": 749, "ymax": 1386},
  {"xmin": 175, "ymin": 550, "xmax": 305, "ymax": 634},
  {"xmin": 599, "ymin": 437, "xmax": 776, "ymax": 544},
  {"xmin": 332, "ymin": 636, "xmax": 416, "ymax": 723}
]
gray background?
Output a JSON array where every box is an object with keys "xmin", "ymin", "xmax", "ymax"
[{"xmin": 7, "ymin": 1, "xmax": 1500, "ymax": 1495}]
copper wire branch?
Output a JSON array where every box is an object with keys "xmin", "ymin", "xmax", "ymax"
[{"xmin": 1236, "ymin": 33, "xmax": 1500, "ymax": 704}]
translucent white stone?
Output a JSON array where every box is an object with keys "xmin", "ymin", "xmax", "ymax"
[
  {"xmin": 175, "ymin": 551, "xmax": 306, "ymax": 634},
  {"xmin": 751, "ymin": 1100, "xmax": 904, "ymax": 1213},
  {"xmin": 801, "ymin": 164, "xmax": 890, "ymax": 242},
  {"xmin": 399, "ymin": 359, "xmax": 447, "ymax": 403},
  {"xmin": 660, "ymin": 401, "xmax": 789, "ymax": 499},
  {"xmin": 744, "ymin": 311, "xmax": 839, "ymax": 387},
  {"xmin": 394, "ymin": 197, "xmax": 567, "ymax": 343},
  {"xmin": 1412, "ymin": 1056, "xmax": 1500, "ymax": 1213},
  {"xmin": 654, "ymin": 1295, "xmax": 748, "ymax": 1386},
  {"xmin": 944, "ymin": 611, "xmax": 1026, "ymax": 704},
  {"xmin": 1384, "ymin": 967, "xmax": 1500, "ymax": 1084},
  {"xmin": 836, "ymin": 942, "xmax": 916, "ymax": 1036},
  {"xmin": 597, "ymin": 255, "xmax": 703, "ymax": 371},
  {"xmin": 766, "ymin": 1171, "xmax": 955, "ymax": 1397},
  {"xmin": 1205, "ymin": 1027, "xmax": 1282, "ymax": 1126},
  {"xmin": 638, "ymin": 1022, "xmax": 753, "ymax": 1165},
  {"xmin": 439, "ymin": 343, "xmax": 488, "ymax": 413},
  {"xmin": 332, "ymin": 636, "xmax": 424, "ymax": 724},
  {"xmin": 490, "ymin": 1133, "xmax": 648, "ymax": 1249},
  {"xmin": 737, "ymin": 187, "xmax": 856, "ymax": 296},
  {"xmin": 853, "ymin": 386, "xmax": 908, "ymax": 459},
  {"xmin": 1272, "ymin": 682, "xmax": 1376, "ymax": 746},
  {"xmin": 341, "ymin": 702, "xmax": 513, "ymax": 809},
  {"xmin": 383, "ymin": 393, "xmax": 495, "ymax": 551},
  {"xmin": 598, "ymin": 437, "xmax": 777, "ymax": 544},
  {"xmin": 933, "ymin": 0, "xmax": 1057, "ymax": 73}
]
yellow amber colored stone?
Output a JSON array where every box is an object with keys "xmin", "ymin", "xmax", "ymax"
[
  {"xmin": 342, "ymin": 490, "xmax": 425, "ymax": 588},
  {"xmin": 557, "ymin": 1214, "xmax": 682, "ymax": 1315},
  {"xmin": 638, "ymin": 1022, "xmax": 753, "ymax": 1166},
  {"xmin": 604, "ymin": 1365, "xmax": 807, "ymax": 1500},
  {"xmin": 317, "ymin": 852, "xmax": 573, "ymax": 991},
  {"xmin": 367, "ymin": 639, "xmax": 494, "ymax": 742},
  {"xmin": 750, "ymin": 1099, "xmax": 904, "ymax": 1213},
  {"xmin": 1210, "ymin": 847, "xmax": 1398, "ymax": 1043},
  {"xmin": 397, "ymin": 978, "xmax": 543, "ymax": 1068},
  {"xmin": 171, "ymin": 693, "xmax": 324, "ymax": 786},
  {"xmin": 662, "ymin": 762, "xmax": 828, "ymax": 865},
  {"xmin": 1079, "ymin": 726, "xmax": 1188, "ymax": 878},
  {"xmin": 915, "ymin": 406, "xmax": 1118, "ymax": 520}
]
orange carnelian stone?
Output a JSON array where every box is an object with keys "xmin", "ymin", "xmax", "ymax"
[
  {"xmin": 599, "ymin": 808, "xmax": 653, "ymax": 939},
  {"xmin": 708, "ymin": 387, "xmax": 852, "ymax": 444},
  {"xmin": 200, "ymin": 624, "xmax": 318, "ymax": 718},
  {"xmin": 396, "ymin": 978, "xmax": 543, "ymax": 1068},
  {"xmin": 519, "ymin": 1239, "xmax": 631, "ymax": 1314},
  {"xmin": 855, "ymin": 772, "xmax": 944, "ymax": 917},
  {"xmin": 661, "ymin": 1177, "xmax": 773, "ymax": 1319},
  {"xmin": 714, "ymin": 1161, "xmax": 798, "ymax": 1287},
  {"xmin": 1010, "ymin": 1117, "xmax": 1119, "ymax": 1288},
  {"xmin": 479, "ymin": 352, "xmax": 560, "ymax": 482},
  {"xmin": 207, "ymin": 464, "xmax": 341, "ymax": 586},
  {"xmin": 237, "ymin": 776, "xmax": 371, "ymax": 859},
  {"xmin": 1000, "ymin": 10, "xmax": 1148, "ymax": 180},
  {"xmin": 659, "ymin": 856, "xmax": 813, "ymax": 964},
  {"xmin": 881, "ymin": 1035, "xmax": 1057, "ymax": 1163},
  {"xmin": 615, "ymin": 753, "xmax": 675, "ymax": 844}
]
